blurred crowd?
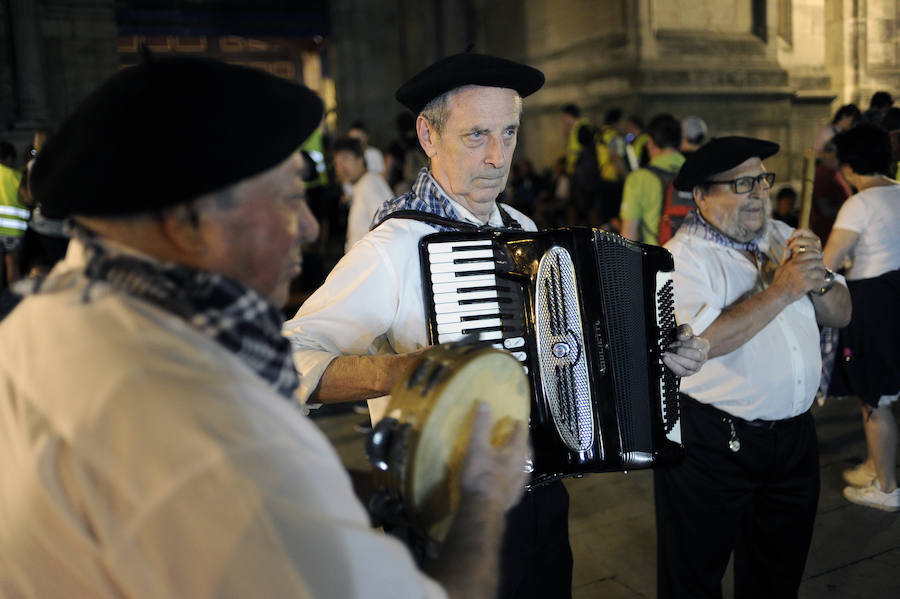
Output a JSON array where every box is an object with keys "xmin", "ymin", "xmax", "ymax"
[{"xmin": 3, "ymin": 90, "xmax": 898, "ymax": 311}]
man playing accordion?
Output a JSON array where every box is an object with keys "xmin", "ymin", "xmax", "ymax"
[{"xmin": 285, "ymin": 52, "xmax": 708, "ymax": 599}]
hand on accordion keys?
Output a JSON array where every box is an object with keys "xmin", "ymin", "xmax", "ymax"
[{"xmin": 661, "ymin": 323, "xmax": 709, "ymax": 377}]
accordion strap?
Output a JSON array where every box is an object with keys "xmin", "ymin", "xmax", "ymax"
[{"xmin": 371, "ymin": 205, "xmax": 524, "ymax": 232}]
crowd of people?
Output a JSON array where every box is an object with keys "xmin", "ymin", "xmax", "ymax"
[{"xmin": 0, "ymin": 47, "xmax": 896, "ymax": 599}]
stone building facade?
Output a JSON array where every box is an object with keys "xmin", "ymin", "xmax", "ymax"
[
  {"xmin": 1, "ymin": 0, "xmax": 118, "ymax": 156},
  {"xmin": 0, "ymin": 1, "xmax": 331, "ymax": 161},
  {"xmin": 2, "ymin": 1, "xmax": 898, "ymax": 183},
  {"xmin": 331, "ymin": 0, "xmax": 900, "ymax": 183}
]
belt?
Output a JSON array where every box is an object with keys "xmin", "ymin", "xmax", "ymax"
[
  {"xmin": 740, "ymin": 411, "xmax": 809, "ymax": 430},
  {"xmin": 684, "ymin": 394, "xmax": 809, "ymax": 431}
]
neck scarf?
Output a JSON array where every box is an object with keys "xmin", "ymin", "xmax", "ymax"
[
  {"xmin": 681, "ymin": 209, "xmax": 765, "ymax": 262},
  {"xmin": 371, "ymin": 168, "xmax": 522, "ymax": 232},
  {"xmin": 28, "ymin": 234, "xmax": 299, "ymax": 400}
]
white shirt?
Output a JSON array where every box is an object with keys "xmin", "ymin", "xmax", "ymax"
[
  {"xmin": 0, "ymin": 242, "xmax": 444, "ymax": 599},
  {"xmin": 345, "ymin": 170, "xmax": 394, "ymax": 253},
  {"xmin": 285, "ymin": 191, "xmax": 535, "ymax": 423},
  {"xmin": 364, "ymin": 146, "xmax": 385, "ymax": 175},
  {"xmin": 831, "ymin": 183, "xmax": 900, "ymax": 280},
  {"xmin": 665, "ymin": 219, "xmax": 842, "ymax": 421}
]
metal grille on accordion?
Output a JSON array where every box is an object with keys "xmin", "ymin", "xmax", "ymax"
[{"xmin": 420, "ymin": 227, "xmax": 683, "ymax": 486}]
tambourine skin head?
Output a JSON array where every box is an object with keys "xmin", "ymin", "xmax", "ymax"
[{"xmin": 381, "ymin": 344, "xmax": 530, "ymax": 543}]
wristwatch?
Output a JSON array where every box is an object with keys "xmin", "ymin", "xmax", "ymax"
[{"xmin": 811, "ymin": 268, "xmax": 836, "ymax": 296}]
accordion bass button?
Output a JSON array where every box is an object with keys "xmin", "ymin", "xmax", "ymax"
[{"xmin": 503, "ymin": 336, "xmax": 526, "ymax": 349}]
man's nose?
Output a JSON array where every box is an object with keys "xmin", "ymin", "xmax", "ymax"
[
  {"xmin": 297, "ymin": 200, "xmax": 320, "ymax": 243},
  {"xmin": 484, "ymin": 135, "xmax": 506, "ymax": 169}
]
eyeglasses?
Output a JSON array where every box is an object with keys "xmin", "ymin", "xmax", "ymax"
[{"xmin": 704, "ymin": 172, "xmax": 776, "ymax": 194}]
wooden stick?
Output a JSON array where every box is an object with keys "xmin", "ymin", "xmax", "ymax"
[{"xmin": 798, "ymin": 148, "xmax": 815, "ymax": 229}]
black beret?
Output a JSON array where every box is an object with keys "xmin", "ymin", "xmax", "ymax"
[
  {"xmin": 32, "ymin": 56, "xmax": 324, "ymax": 218},
  {"xmin": 395, "ymin": 52, "xmax": 545, "ymax": 114},
  {"xmin": 673, "ymin": 136, "xmax": 780, "ymax": 191}
]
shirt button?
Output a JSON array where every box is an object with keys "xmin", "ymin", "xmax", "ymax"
[
  {"xmin": 797, "ymin": 379, "xmax": 802, "ymax": 385},
  {"xmin": 792, "ymin": 346, "xmax": 798, "ymax": 351}
]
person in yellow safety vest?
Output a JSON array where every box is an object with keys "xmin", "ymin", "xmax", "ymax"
[
  {"xmin": 0, "ymin": 142, "xmax": 29, "ymax": 287},
  {"xmin": 561, "ymin": 103, "xmax": 593, "ymax": 176},
  {"xmin": 625, "ymin": 114, "xmax": 650, "ymax": 171},
  {"xmin": 299, "ymin": 126, "xmax": 329, "ymax": 188},
  {"xmin": 598, "ymin": 107, "xmax": 629, "ymax": 183}
]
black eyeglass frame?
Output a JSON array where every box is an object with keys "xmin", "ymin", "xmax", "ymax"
[{"xmin": 703, "ymin": 172, "xmax": 776, "ymax": 194}]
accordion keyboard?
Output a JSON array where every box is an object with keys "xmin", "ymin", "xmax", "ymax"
[{"xmin": 425, "ymin": 239, "xmax": 530, "ymax": 367}]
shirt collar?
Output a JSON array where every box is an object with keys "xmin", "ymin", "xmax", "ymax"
[{"xmin": 419, "ymin": 169, "xmax": 506, "ymax": 227}]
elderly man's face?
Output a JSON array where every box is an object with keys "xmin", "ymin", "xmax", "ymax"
[
  {"xmin": 422, "ymin": 86, "xmax": 520, "ymax": 221},
  {"xmin": 695, "ymin": 156, "xmax": 771, "ymax": 243},
  {"xmin": 208, "ymin": 152, "xmax": 319, "ymax": 306}
]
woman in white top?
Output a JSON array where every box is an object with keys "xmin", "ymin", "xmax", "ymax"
[{"xmin": 824, "ymin": 123, "xmax": 900, "ymax": 512}]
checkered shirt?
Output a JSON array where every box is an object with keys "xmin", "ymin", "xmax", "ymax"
[{"xmin": 371, "ymin": 168, "xmax": 469, "ymax": 232}]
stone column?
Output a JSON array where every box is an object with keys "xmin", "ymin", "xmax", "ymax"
[{"xmin": 8, "ymin": 0, "xmax": 49, "ymax": 128}]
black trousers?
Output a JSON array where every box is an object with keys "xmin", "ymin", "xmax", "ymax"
[
  {"xmin": 654, "ymin": 396, "xmax": 820, "ymax": 599},
  {"xmin": 498, "ymin": 479, "xmax": 573, "ymax": 599}
]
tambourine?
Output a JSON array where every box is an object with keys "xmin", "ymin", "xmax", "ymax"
[{"xmin": 366, "ymin": 343, "xmax": 530, "ymax": 544}]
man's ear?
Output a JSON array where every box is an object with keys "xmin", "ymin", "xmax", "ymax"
[
  {"xmin": 159, "ymin": 203, "xmax": 208, "ymax": 255},
  {"xmin": 416, "ymin": 115, "xmax": 438, "ymax": 159},
  {"xmin": 692, "ymin": 186, "xmax": 706, "ymax": 212}
]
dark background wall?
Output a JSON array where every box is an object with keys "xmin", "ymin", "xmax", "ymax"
[{"xmin": 2, "ymin": 0, "xmax": 899, "ymax": 185}]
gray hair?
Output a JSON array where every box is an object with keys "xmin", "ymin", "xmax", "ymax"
[{"xmin": 419, "ymin": 85, "xmax": 523, "ymax": 135}]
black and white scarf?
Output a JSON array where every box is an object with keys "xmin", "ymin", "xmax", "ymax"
[
  {"xmin": 680, "ymin": 209, "xmax": 766, "ymax": 262},
  {"xmin": 25, "ymin": 236, "xmax": 299, "ymax": 400},
  {"xmin": 370, "ymin": 168, "xmax": 523, "ymax": 232}
]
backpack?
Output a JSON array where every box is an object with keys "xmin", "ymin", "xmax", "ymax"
[{"xmin": 646, "ymin": 165, "xmax": 694, "ymax": 244}]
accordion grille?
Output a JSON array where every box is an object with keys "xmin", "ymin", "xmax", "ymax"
[
  {"xmin": 534, "ymin": 246, "xmax": 594, "ymax": 452},
  {"xmin": 594, "ymin": 233, "xmax": 652, "ymax": 455}
]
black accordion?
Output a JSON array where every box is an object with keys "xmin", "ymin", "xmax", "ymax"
[{"xmin": 420, "ymin": 227, "xmax": 683, "ymax": 486}]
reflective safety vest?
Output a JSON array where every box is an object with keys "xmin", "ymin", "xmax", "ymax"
[
  {"xmin": 0, "ymin": 164, "xmax": 28, "ymax": 238},
  {"xmin": 299, "ymin": 127, "xmax": 329, "ymax": 188},
  {"xmin": 598, "ymin": 126, "xmax": 623, "ymax": 183},
  {"xmin": 565, "ymin": 117, "xmax": 593, "ymax": 175}
]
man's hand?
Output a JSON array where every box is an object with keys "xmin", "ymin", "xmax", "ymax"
[
  {"xmin": 773, "ymin": 229, "xmax": 828, "ymax": 301},
  {"xmin": 427, "ymin": 403, "xmax": 530, "ymax": 598},
  {"xmin": 459, "ymin": 402, "xmax": 530, "ymax": 511},
  {"xmin": 662, "ymin": 323, "xmax": 709, "ymax": 376}
]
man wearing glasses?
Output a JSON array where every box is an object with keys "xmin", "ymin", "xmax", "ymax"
[{"xmin": 653, "ymin": 137, "xmax": 851, "ymax": 598}]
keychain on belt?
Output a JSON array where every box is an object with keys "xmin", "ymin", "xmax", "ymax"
[{"xmin": 724, "ymin": 417, "xmax": 741, "ymax": 452}]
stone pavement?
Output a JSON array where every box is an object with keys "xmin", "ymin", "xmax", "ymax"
[{"xmin": 312, "ymin": 398, "xmax": 899, "ymax": 598}]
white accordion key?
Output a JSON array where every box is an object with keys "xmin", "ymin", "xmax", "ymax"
[
  {"xmin": 427, "ymin": 248, "xmax": 494, "ymax": 263},
  {"xmin": 427, "ymin": 239, "xmax": 492, "ymax": 254}
]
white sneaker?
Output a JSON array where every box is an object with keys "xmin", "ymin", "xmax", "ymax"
[
  {"xmin": 842, "ymin": 463, "xmax": 877, "ymax": 487},
  {"xmin": 843, "ymin": 481, "xmax": 900, "ymax": 512}
]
